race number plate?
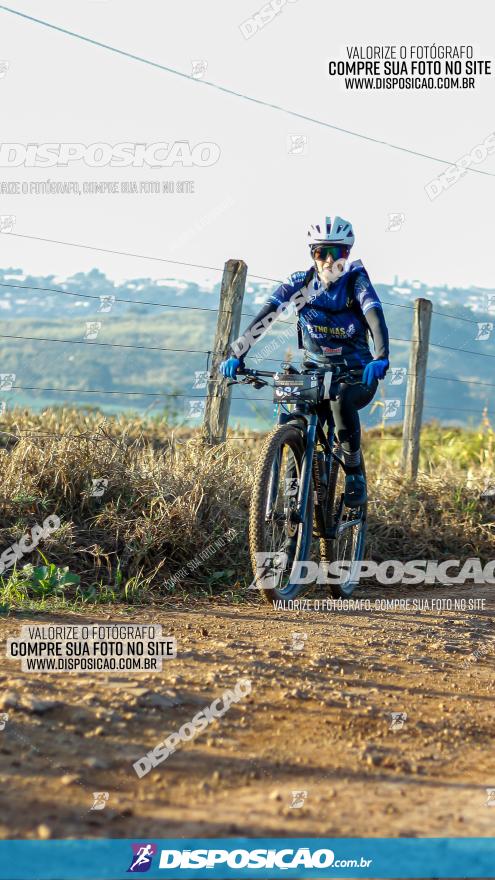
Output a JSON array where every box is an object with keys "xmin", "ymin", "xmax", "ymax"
[{"xmin": 273, "ymin": 373, "xmax": 323, "ymax": 404}]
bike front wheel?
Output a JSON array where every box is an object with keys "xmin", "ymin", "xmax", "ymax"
[{"xmin": 249, "ymin": 422, "xmax": 314, "ymax": 606}]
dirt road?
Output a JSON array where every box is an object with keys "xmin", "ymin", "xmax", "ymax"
[{"xmin": 0, "ymin": 586, "xmax": 494, "ymax": 839}]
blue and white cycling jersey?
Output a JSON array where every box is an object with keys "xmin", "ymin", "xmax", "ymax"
[{"xmin": 267, "ymin": 260, "xmax": 385, "ymax": 367}]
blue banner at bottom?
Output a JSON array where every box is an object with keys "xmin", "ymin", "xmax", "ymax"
[{"xmin": 1, "ymin": 838, "xmax": 495, "ymax": 879}]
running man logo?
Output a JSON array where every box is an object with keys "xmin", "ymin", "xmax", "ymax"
[
  {"xmin": 486, "ymin": 788, "xmax": 495, "ymax": 807},
  {"xmin": 90, "ymin": 791, "xmax": 109, "ymax": 811},
  {"xmin": 98, "ymin": 295, "xmax": 115, "ymax": 313},
  {"xmin": 481, "ymin": 482, "xmax": 495, "ymax": 500},
  {"xmin": 386, "ymin": 212, "xmax": 405, "ymax": 232},
  {"xmin": 0, "ymin": 214, "xmax": 15, "ymax": 232},
  {"xmin": 291, "ymin": 631, "xmax": 308, "ymax": 652},
  {"xmin": 389, "ymin": 711, "xmax": 407, "ymax": 731},
  {"xmin": 383, "ymin": 399, "xmax": 401, "ymax": 419},
  {"xmin": 85, "ymin": 321, "xmax": 102, "ymax": 341},
  {"xmin": 389, "ymin": 367, "xmax": 407, "ymax": 386},
  {"xmin": 290, "ymin": 790, "xmax": 308, "ymax": 808},
  {"xmin": 193, "ymin": 370, "xmax": 210, "ymax": 389},
  {"xmin": 287, "ymin": 135, "xmax": 308, "ymax": 156},
  {"xmin": 187, "ymin": 399, "xmax": 206, "ymax": 419},
  {"xmin": 284, "ymin": 476, "xmax": 299, "ymax": 497},
  {"xmin": 476, "ymin": 322, "xmax": 493, "ymax": 341},
  {"xmin": 0, "ymin": 373, "xmax": 16, "ymax": 391},
  {"xmin": 90, "ymin": 478, "xmax": 108, "ymax": 498},
  {"xmin": 249, "ymin": 551, "xmax": 288, "ymax": 591},
  {"xmin": 127, "ymin": 843, "xmax": 158, "ymax": 873},
  {"xmin": 191, "ymin": 60, "xmax": 208, "ymax": 79}
]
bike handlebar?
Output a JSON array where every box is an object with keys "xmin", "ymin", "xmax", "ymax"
[
  {"xmin": 240, "ymin": 368, "xmax": 277, "ymax": 378},
  {"xmin": 236, "ymin": 365, "xmax": 364, "ymax": 382}
]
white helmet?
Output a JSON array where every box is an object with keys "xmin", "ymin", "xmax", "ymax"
[{"xmin": 307, "ymin": 215, "xmax": 355, "ymax": 249}]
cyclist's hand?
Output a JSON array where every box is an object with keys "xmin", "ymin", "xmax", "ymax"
[
  {"xmin": 363, "ymin": 358, "xmax": 389, "ymax": 386},
  {"xmin": 219, "ymin": 356, "xmax": 243, "ymax": 379}
]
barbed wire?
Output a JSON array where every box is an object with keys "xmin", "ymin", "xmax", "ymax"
[
  {"xmin": 1, "ymin": 347, "xmax": 495, "ymax": 397},
  {"xmin": 0, "ymin": 384, "xmax": 491, "ymax": 416},
  {"xmin": 428, "ymin": 340, "xmax": 495, "ymax": 359},
  {"xmin": 380, "ymin": 296, "xmax": 495, "ymax": 325},
  {"xmin": 1, "ymin": 235, "xmax": 495, "ymax": 418},
  {"xmin": 0, "ymin": 332, "xmax": 210, "ymax": 355},
  {"xmin": 0, "ymin": 280, "xmax": 265, "ymax": 321},
  {"xmin": 3, "ymin": 256, "xmax": 495, "ymax": 326},
  {"xmin": 2, "ymin": 232, "xmax": 279, "ymax": 287},
  {"xmin": 5, "ymin": 383, "xmax": 273, "ymax": 402},
  {"xmin": 424, "ymin": 372, "xmax": 495, "ymax": 389},
  {"xmin": 0, "ymin": 332, "xmax": 415, "ymax": 358}
]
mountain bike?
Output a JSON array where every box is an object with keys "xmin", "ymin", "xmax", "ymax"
[{"xmin": 231, "ymin": 362, "xmax": 368, "ymax": 605}]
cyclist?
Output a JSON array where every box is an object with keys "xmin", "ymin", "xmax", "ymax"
[{"xmin": 219, "ymin": 215, "xmax": 389, "ymax": 507}]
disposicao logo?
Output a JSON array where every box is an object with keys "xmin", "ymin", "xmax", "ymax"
[{"xmin": 157, "ymin": 847, "xmax": 337, "ymax": 870}]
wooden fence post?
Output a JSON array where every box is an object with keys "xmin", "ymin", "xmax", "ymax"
[
  {"xmin": 202, "ymin": 258, "xmax": 247, "ymax": 445},
  {"xmin": 401, "ymin": 297, "xmax": 432, "ymax": 479}
]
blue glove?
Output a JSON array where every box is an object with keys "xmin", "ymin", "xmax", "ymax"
[
  {"xmin": 219, "ymin": 356, "xmax": 243, "ymax": 379},
  {"xmin": 362, "ymin": 358, "xmax": 389, "ymax": 387}
]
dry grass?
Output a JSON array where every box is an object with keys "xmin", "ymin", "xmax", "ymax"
[{"xmin": 0, "ymin": 407, "xmax": 494, "ymax": 605}]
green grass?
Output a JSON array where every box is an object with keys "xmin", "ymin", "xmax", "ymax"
[{"xmin": 0, "ymin": 407, "xmax": 493, "ymax": 613}]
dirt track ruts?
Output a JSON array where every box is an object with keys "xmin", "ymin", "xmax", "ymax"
[{"xmin": 0, "ymin": 585, "xmax": 494, "ymax": 839}]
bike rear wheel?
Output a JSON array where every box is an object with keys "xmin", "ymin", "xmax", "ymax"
[
  {"xmin": 249, "ymin": 422, "xmax": 314, "ymax": 605},
  {"xmin": 319, "ymin": 447, "xmax": 367, "ymax": 598}
]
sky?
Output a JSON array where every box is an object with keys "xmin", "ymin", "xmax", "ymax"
[{"xmin": 0, "ymin": 0, "xmax": 494, "ymax": 291}]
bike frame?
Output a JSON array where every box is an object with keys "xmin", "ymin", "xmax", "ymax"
[
  {"xmin": 277, "ymin": 402, "xmax": 364, "ymax": 544},
  {"xmin": 276, "ymin": 402, "xmax": 342, "ymax": 539},
  {"xmin": 232, "ymin": 364, "xmax": 367, "ymax": 598},
  {"xmin": 234, "ymin": 365, "xmax": 364, "ymax": 542},
  {"xmin": 277, "ymin": 407, "xmax": 317, "ymax": 527}
]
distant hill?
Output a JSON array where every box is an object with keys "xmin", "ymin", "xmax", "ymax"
[{"xmin": 0, "ymin": 266, "xmax": 494, "ymax": 428}]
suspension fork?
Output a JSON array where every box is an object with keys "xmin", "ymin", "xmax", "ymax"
[
  {"xmin": 316, "ymin": 411, "xmax": 337, "ymax": 488},
  {"xmin": 324, "ymin": 418, "xmax": 348, "ymax": 539},
  {"xmin": 265, "ymin": 447, "xmax": 281, "ymax": 519},
  {"xmin": 325, "ymin": 421, "xmax": 335, "ymax": 486},
  {"xmin": 265, "ymin": 408, "xmax": 304, "ymax": 519},
  {"xmin": 294, "ymin": 413, "xmax": 317, "ymax": 524}
]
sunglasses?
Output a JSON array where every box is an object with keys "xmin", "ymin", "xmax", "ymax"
[{"xmin": 311, "ymin": 244, "xmax": 349, "ymax": 262}]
